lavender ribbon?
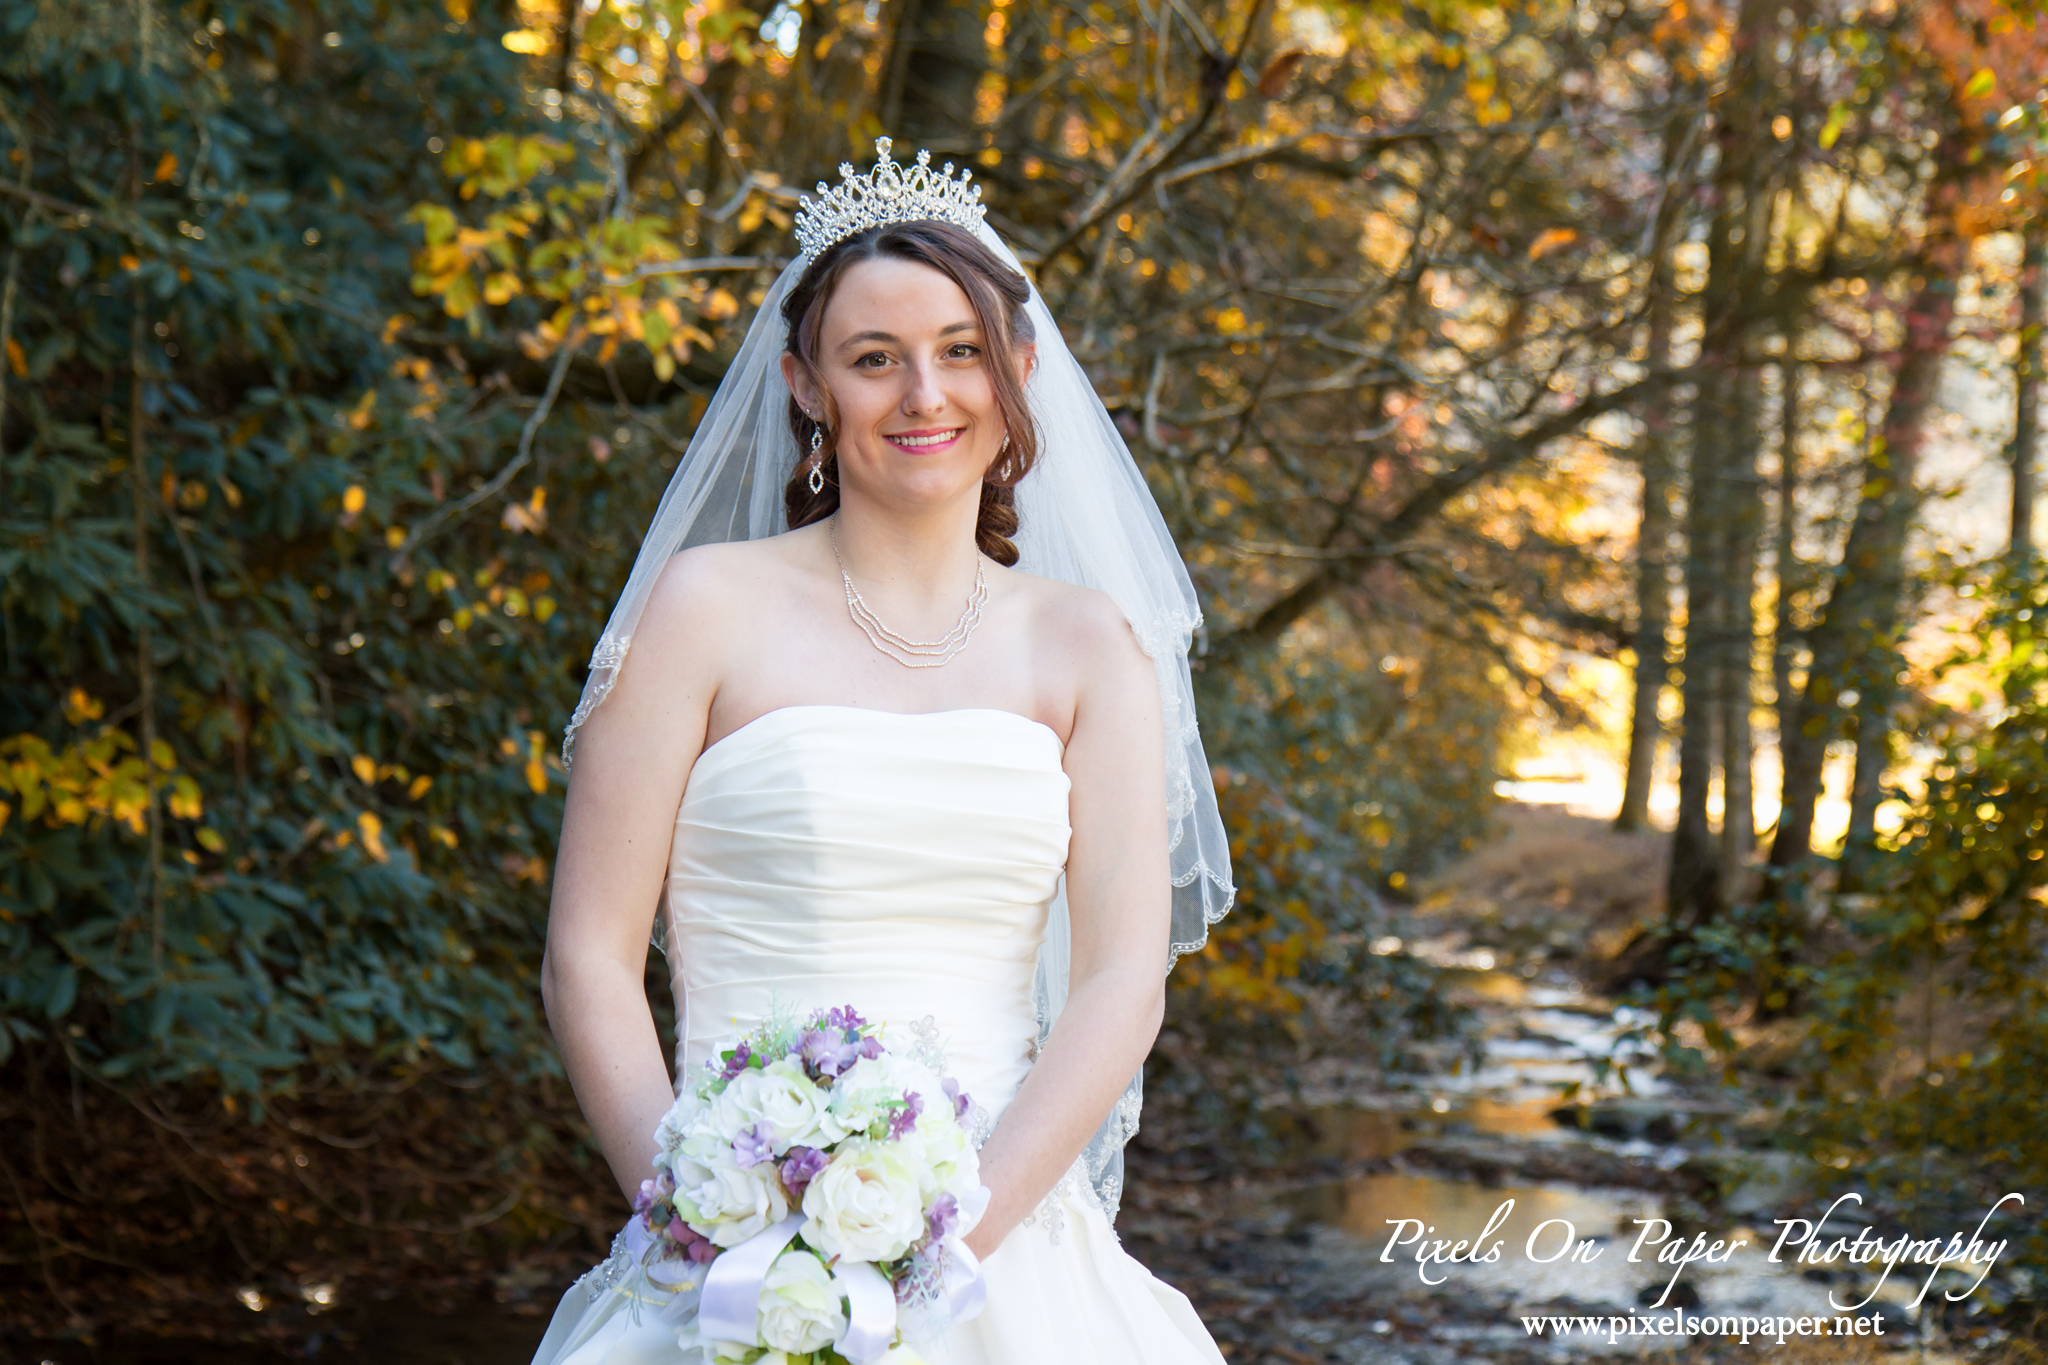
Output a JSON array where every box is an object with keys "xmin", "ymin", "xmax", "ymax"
[
  {"xmin": 697, "ymin": 1212, "xmax": 805, "ymax": 1345},
  {"xmin": 620, "ymin": 1216, "xmax": 654, "ymax": 1263},
  {"xmin": 939, "ymin": 1238, "xmax": 987, "ymax": 1324},
  {"xmin": 829, "ymin": 1258, "xmax": 899, "ymax": 1363},
  {"xmin": 941, "ymin": 1184, "xmax": 992, "ymax": 1325}
]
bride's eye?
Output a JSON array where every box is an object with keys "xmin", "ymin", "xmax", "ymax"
[
  {"xmin": 854, "ymin": 351, "xmax": 892, "ymax": 369},
  {"xmin": 944, "ymin": 343, "xmax": 981, "ymax": 360}
]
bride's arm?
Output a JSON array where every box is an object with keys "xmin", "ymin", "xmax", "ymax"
[
  {"xmin": 542, "ymin": 552, "xmax": 727, "ymax": 1205},
  {"xmin": 964, "ymin": 593, "xmax": 1171, "ymax": 1258}
]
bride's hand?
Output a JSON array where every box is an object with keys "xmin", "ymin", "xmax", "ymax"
[{"xmin": 962, "ymin": 1202, "xmax": 1010, "ymax": 1262}]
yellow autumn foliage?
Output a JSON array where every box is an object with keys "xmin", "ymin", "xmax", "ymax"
[{"xmin": 0, "ymin": 729, "xmax": 202, "ymax": 837}]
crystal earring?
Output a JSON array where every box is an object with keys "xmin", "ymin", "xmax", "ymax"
[{"xmin": 808, "ymin": 425, "xmax": 827, "ymax": 494}]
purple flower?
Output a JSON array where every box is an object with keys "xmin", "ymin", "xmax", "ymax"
[
  {"xmin": 800, "ymin": 1028, "xmax": 859, "ymax": 1078},
  {"xmin": 857, "ymin": 1034, "xmax": 885, "ymax": 1061},
  {"xmin": 942, "ymin": 1077, "xmax": 972, "ymax": 1120},
  {"xmin": 780, "ymin": 1146, "xmax": 827, "ymax": 1197},
  {"xmin": 719, "ymin": 1041, "xmax": 754, "ymax": 1080},
  {"xmin": 633, "ymin": 1170, "xmax": 674, "ymax": 1215},
  {"xmin": 887, "ymin": 1089, "xmax": 924, "ymax": 1141},
  {"xmin": 926, "ymin": 1191, "xmax": 960, "ymax": 1243},
  {"xmin": 731, "ymin": 1123, "xmax": 775, "ymax": 1170},
  {"xmin": 660, "ymin": 1213, "xmax": 717, "ymax": 1265},
  {"xmin": 823, "ymin": 1005, "xmax": 867, "ymax": 1032}
]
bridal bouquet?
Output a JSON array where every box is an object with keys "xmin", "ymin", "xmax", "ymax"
[{"xmin": 629, "ymin": 1004, "xmax": 991, "ymax": 1365}]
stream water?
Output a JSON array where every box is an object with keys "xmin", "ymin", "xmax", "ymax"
[{"xmin": 1229, "ymin": 962, "xmax": 1978, "ymax": 1361}]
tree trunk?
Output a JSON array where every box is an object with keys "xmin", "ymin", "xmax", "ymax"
[
  {"xmin": 883, "ymin": 0, "xmax": 986, "ymax": 151},
  {"xmin": 127, "ymin": 137, "xmax": 164, "ymax": 973},
  {"xmin": 1771, "ymin": 352, "xmax": 1802, "ymax": 807},
  {"xmin": 1717, "ymin": 362, "xmax": 1762, "ymax": 895},
  {"xmin": 1770, "ymin": 220, "xmax": 1965, "ymax": 866},
  {"xmin": 1616, "ymin": 116, "xmax": 1689, "ymax": 834},
  {"xmin": 2015, "ymin": 230, "xmax": 2044, "ymax": 558},
  {"xmin": 1670, "ymin": 369, "xmax": 1730, "ymax": 927},
  {"xmin": 1839, "ymin": 670, "xmax": 1896, "ymax": 890},
  {"xmin": 996, "ymin": 2, "xmax": 1047, "ymax": 163},
  {"xmin": 1667, "ymin": 0, "xmax": 1775, "ymax": 926}
]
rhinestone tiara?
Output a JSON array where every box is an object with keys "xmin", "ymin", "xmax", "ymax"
[{"xmin": 794, "ymin": 137, "xmax": 988, "ymax": 266}]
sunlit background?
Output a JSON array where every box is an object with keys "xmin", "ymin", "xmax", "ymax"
[{"xmin": 3, "ymin": 0, "xmax": 2047, "ymax": 1355}]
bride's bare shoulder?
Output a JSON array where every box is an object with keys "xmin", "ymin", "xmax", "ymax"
[
  {"xmin": 1000, "ymin": 569, "xmax": 1160, "ymax": 757},
  {"xmin": 1001, "ymin": 567, "xmax": 1150, "ymax": 680},
  {"xmin": 634, "ymin": 530, "xmax": 817, "ymax": 653}
]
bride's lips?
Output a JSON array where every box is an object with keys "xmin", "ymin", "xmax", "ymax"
[{"xmin": 884, "ymin": 427, "xmax": 964, "ymax": 453}]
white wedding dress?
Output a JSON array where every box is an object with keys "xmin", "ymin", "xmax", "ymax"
[{"xmin": 530, "ymin": 705, "xmax": 1226, "ymax": 1365}]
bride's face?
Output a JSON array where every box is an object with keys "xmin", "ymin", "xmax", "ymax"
[{"xmin": 787, "ymin": 256, "xmax": 1029, "ymax": 512}]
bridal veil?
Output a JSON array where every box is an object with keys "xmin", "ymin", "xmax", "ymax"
[{"xmin": 559, "ymin": 143, "xmax": 1235, "ymax": 1219}]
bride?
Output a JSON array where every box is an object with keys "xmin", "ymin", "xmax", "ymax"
[{"xmin": 531, "ymin": 141, "xmax": 1235, "ymax": 1365}]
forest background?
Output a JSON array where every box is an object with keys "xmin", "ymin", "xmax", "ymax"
[{"xmin": 3, "ymin": 0, "xmax": 2048, "ymax": 1347}]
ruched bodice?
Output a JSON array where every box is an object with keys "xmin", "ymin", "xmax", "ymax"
[{"xmin": 661, "ymin": 706, "xmax": 1071, "ymax": 1123}]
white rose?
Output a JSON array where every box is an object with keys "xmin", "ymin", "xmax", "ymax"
[
  {"xmin": 668, "ymin": 1135, "xmax": 790, "ymax": 1247},
  {"xmin": 911, "ymin": 1105, "xmax": 978, "ymax": 1199},
  {"xmin": 678, "ymin": 1327, "xmax": 777, "ymax": 1365},
  {"xmin": 671, "ymin": 1319, "xmax": 734, "ymax": 1365},
  {"xmin": 879, "ymin": 1053, "xmax": 941, "ymax": 1097},
  {"xmin": 655, "ymin": 1087, "xmax": 709, "ymax": 1157},
  {"xmin": 712, "ymin": 1343, "xmax": 783, "ymax": 1365},
  {"xmin": 755, "ymin": 1248, "xmax": 847, "ymax": 1354},
  {"xmin": 800, "ymin": 1139, "xmax": 927, "ymax": 1263},
  {"xmin": 662, "ymin": 1129, "xmax": 719, "ymax": 1221},
  {"xmin": 749, "ymin": 1059, "xmax": 834, "ymax": 1149},
  {"xmin": 710, "ymin": 1066, "xmax": 777, "ymax": 1139},
  {"xmin": 821, "ymin": 1059, "xmax": 898, "ymax": 1141}
]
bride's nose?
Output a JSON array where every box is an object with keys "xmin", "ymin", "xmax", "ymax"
[{"xmin": 898, "ymin": 358, "xmax": 947, "ymax": 416}]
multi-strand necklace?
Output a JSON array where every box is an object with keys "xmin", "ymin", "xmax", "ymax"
[{"xmin": 829, "ymin": 518, "xmax": 987, "ymax": 669}]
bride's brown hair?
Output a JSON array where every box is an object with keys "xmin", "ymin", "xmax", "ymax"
[{"xmin": 780, "ymin": 220, "xmax": 1038, "ymax": 566}]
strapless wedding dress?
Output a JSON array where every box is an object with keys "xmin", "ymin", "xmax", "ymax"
[{"xmin": 530, "ymin": 705, "xmax": 1225, "ymax": 1365}]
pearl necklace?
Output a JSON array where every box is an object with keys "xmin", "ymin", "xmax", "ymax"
[{"xmin": 829, "ymin": 520, "xmax": 988, "ymax": 669}]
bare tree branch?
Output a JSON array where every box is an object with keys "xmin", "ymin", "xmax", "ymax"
[{"xmin": 1207, "ymin": 366, "xmax": 1689, "ymax": 662}]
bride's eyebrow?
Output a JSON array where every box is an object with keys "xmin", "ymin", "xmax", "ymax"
[{"xmin": 835, "ymin": 321, "xmax": 982, "ymax": 353}]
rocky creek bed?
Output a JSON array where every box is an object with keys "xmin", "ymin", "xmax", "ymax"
[{"xmin": 1120, "ymin": 955, "xmax": 2012, "ymax": 1365}]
